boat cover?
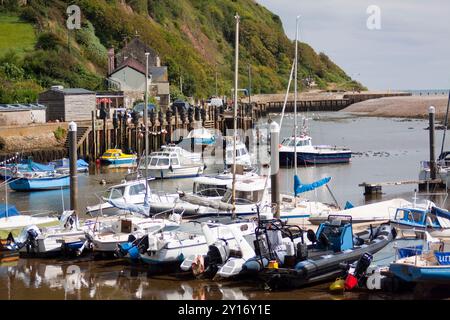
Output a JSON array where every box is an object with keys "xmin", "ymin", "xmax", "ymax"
[
  {"xmin": 106, "ymin": 199, "xmax": 150, "ymax": 217},
  {"xmin": 431, "ymin": 207, "xmax": 450, "ymax": 228},
  {"xmin": 294, "ymin": 175, "xmax": 331, "ymax": 196},
  {"xmin": 0, "ymin": 204, "xmax": 20, "ymax": 218},
  {"xmin": 179, "ymin": 192, "xmax": 234, "ymax": 211}
]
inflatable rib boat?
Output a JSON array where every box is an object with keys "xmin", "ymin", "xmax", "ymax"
[{"xmin": 247, "ymin": 215, "xmax": 396, "ymax": 290}]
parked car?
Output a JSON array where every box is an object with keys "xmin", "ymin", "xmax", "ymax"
[
  {"xmin": 133, "ymin": 103, "xmax": 157, "ymax": 118},
  {"xmin": 206, "ymin": 97, "xmax": 224, "ymax": 107},
  {"xmin": 171, "ymin": 100, "xmax": 191, "ymax": 114}
]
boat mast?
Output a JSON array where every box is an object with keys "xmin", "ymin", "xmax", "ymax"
[
  {"xmin": 440, "ymin": 90, "xmax": 450, "ymax": 156},
  {"xmin": 294, "ymin": 15, "xmax": 300, "ymax": 174},
  {"xmin": 231, "ymin": 13, "xmax": 240, "ymax": 220},
  {"xmin": 4, "ymin": 163, "xmax": 7, "ymax": 218},
  {"xmin": 144, "ymin": 52, "xmax": 150, "ymax": 205}
]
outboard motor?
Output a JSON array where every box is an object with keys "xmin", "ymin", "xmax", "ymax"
[
  {"xmin": 24, "ymin": 226, "xmax": 41, "ymax": 253},
  {"xmin": 344, "ymin": 252, "xmax": 374, "ymax": 290},
  {"xmin": 203, "ymin": 239, "xmax": 230, "ymax": 276}
]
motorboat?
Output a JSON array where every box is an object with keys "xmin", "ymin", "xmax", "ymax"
[
  {"xmin": 308, "ymin": 198, "xmax": 413, "ymax": 225},
  {"xmin": 87, "ymin": 212, "xmax": 180, "ymax": 255},
  {"xmin": 246, "ymin": 215, "xmax": 395, "ymax": 290},
  {"xmin": 160, "ymin": 144, "xmax": 202, "ymax": 162},
  {"xmin": 118, "ymin": 217, "xmax": 256, "ymax": 267},
  {"xmin": 225, "ymin": 138, "xmax": 252, "ymax": 167},
  {"xmin": 145, "ymin": 170, "xmax": 259, "ymax": 216},
  {"xmin": 139, "ymin": 149, "xmax": 204, "ymax": 179},
  {"xmin": 100, "ymin": 149, "xmax": 137, "ymax": 166},
  {"xmin": 0, "ymin": 204, "xmax": 58, "ymax": 239},
  {"xmin": 85, "ymin": 178, "xmax": 154, "ymax": 217},
  {"xmin": 390, "ymin": 203, "xmax": 450, "ymax": 238},
  {"xmin": 186, "ymin": 128, "xmax": 216, "ymax": 146},
  {"xmin": 16, "ymin": 211, "xmax": 94, "ymax": 256},
  {"xmin": 279, "ymin": 134, "xmax": 352, "ymax": 166},
  {"xmin": 176, "ymin": 174, "xmax": 337, "ymax": 221}
]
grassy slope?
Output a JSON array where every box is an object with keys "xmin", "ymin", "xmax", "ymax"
[
  {"xmin": 0, "ymin": 14, "xmax": 36, "ymax": 56},
  {"xmin": 0, "ymin": 0, "xmax": 365, "ymax": 104}
]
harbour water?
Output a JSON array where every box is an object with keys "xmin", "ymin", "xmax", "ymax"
[{"xmin": 1, "ymin": 111, "xmax": 450, "ymax": 300}]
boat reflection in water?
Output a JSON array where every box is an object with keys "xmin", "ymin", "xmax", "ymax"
[{"xmin": 0, "ymin": 259, "xmax": 249, "ymax": 300}]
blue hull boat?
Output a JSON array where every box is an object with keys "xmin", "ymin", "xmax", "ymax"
[
  {"xmin": 280, "ymin": 151, "xmax": 352, "ymax": 166},
  {"xmin": 9, "ymin": 175, "xmax": 70, "ymax": 191},
  {"xmin": 389, "ymin": 262, "xmax": 450, "ymax": 283}
]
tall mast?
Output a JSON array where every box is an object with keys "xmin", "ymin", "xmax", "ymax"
[
  {"xmin": 440, "ymin": 90, "xmax": 450, "ymax": 156},
  {"xmin": 4, "ymin": 164, "xmax": 7, "ymax": 218},
  {"xmin": 294, "ymin": 15, "xmax": 300, "ymax": 174},
  {"xmin": 231, "ymin": 13, "xmax": 240, "ymax": 220},
  {"xmin": 144, "ymin": 52, "xmax": 150, "ymax": 204}
]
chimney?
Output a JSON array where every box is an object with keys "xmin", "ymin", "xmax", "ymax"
[
  {"xmin": 156, "ymin": 56, "xmax": 161, "ymax": 67},
  {"xmin": 108, "ymin": 48, "xmax": 115, "ymax": 75}
]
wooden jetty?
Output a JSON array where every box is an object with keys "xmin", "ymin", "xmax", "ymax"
[{"xmin": 359, "ymin": 179, "xmax": 445, "ymax": 195}]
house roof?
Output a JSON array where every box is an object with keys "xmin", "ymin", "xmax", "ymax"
[
  {"xmin": 110, "ymin": 57, "xmax": 147, "ymax": 76},
  {"xmin": 59, "ymin": 88, "xmax": 95, "ymax": 95},
  {"xmin": 0, "ymin": 103, "xmax": 47, "ymax": 112}
]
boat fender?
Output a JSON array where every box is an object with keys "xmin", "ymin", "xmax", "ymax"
[
  {"xmin": 344, "ymin": 274, "xmax": 358, "ymax": 290},
  {"xmin": 128, "ymin": 246, "xmax": 140, "ymax": 260},
  {"xmin": 192, "ymin": 255, "xmax": 205, "ymax": 276},
  {"xmin": 242, "ymin": 257, "xmax": 268, "ymax": 273},
  {"xmin": 329, "ymin": 278, "xmax": 345, "ymax": 293}
]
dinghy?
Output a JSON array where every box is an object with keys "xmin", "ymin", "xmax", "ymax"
[{"xmin": 389, "ymin": 233, "xmax": 450, "ymax": 283}]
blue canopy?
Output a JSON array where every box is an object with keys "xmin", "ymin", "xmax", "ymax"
[
  {"xmin": 27, "ymin": 159, "xmax": 55, "ymax": 172},
  {"xmin": 106, "ymin": 199, "xmax": 150, "ymax": 217},
  {"xmin": 294, "ymin": 175, "xmax": 331, "ymax": 196},
  {"xmin": 430, "ymin": 206, "xmax": 450, "ymax": 220},
  {"xmin": 0, "ymin": 204, "xmax": 20, "ymax": 218},
  {"xmin": 344, "ymin": 201, "xmax": 354, "ymax": 209}
]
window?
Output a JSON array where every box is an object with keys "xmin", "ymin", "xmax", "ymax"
[
  {"xmin": 171, "ymin": 158, "xmax": 179, "ymax": 166},
  {"xmin": 158, "ymin": 158, "xmax": 170, "ymax": 166},
  {"xmin": 129, "ymin": 184, "xmax": 146, "ymax": 196},
  {"xmin": 150, "ymin": 157, "xmax": 158, "ymax": 166},
  {"xmin": 195, "ymin": 183, "xmax": 227, "ymax": 197},
  {"xmin": 108, "ymin": 186, "xmax": 126, "ymax": 199},
  {"xmin": 103, "ymin": 153, "xmax": 112, "ymax": 157}
]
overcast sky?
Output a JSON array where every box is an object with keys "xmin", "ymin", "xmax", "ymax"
[{"xmin": 257, "ymin": 0, "xmax": 450, "ymax": 90}]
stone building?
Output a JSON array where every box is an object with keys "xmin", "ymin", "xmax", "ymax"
[
  {"xmin": 107, "ymin": 37, "xmax": 170, "ymax": 110},
  {"xmin": 38, "ymin": 86, "xmax": 96, "ymax": 122}
]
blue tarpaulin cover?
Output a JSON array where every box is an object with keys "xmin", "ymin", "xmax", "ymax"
[
  {"xmin": 107, "ymin": 199, "xmax": 150, "ymax": 217},
  {"xmin": 431, "ymin": 206, "xmax": 450, "ymax": 221},
  {"xmin": 0, "ymin": 204, "xmax": 20, "ymax": 218},
  {"xmin": 294, "ymin": 175, "xmax": 331, "ymax": 196},
  {"xmin": 344, "ymin": 201, "xmax": 354, "ymax": 209}
]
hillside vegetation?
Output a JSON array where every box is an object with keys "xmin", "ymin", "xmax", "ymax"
[{"xmin": 0, "ymin": 0, "xmax": 365, "ymax": 104}]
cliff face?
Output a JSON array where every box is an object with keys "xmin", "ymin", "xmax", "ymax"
[{"xmin": 0, "ymin": 0, "xmax": 365, "ymax": 103}]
